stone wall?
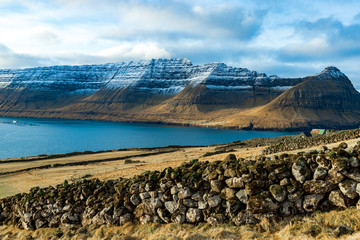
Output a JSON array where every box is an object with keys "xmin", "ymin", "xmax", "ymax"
[
  {"xmin": 2, "ymin": 142, "xmax": 360, "ymax": 230},
  {"xmin": 263, "ymin": 129, "xmax": 360, "ymax": 154}
]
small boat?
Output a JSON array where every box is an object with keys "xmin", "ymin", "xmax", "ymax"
[{"xmin": 12, "ymin": 120, "xmax": 18, "ymax": 123}]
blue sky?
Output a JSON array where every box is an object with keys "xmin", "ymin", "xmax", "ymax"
[{"xmin": 1, "ymin": 0, "xmax": 360, "ymax": 83}]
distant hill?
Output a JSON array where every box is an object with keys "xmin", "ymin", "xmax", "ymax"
[{"xmin": 0, "ymin": 59, "xmax": 359, "ymax": 130}]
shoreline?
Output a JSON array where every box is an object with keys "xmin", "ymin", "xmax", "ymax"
[{"xmin": 1, "ymin": 110, "xmax": 358, "ymax": 132}]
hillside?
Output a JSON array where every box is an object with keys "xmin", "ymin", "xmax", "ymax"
[
  {"xmin": 225, "ymin": 66, "xmax": 360, "ymax": 130},
  {"xmin": 0, "ymin": 59, "xmax": 359, "ymax": 130}
]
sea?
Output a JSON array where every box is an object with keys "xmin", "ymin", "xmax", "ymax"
[{"xmin": 0, "ymin": 117, "xmax": 296, "ymax": 159}]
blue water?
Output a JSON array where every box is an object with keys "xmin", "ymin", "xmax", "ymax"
[{"xmin": 0, "ymin": 117, "xmax": 296, "ymax": 159}]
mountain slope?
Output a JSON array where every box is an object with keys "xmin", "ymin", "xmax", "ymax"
[
  {"xmin": 0, "ymin": 59, "xmax": 358, "ymax": 130},
  {"xmin": 227, "ymin": 66, "xmax": 360, "ymax": 129}
]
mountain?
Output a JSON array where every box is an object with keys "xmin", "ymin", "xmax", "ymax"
[
  {"xmin": 224, "ymin": 66, "xmax": 360, "ymax": 130},
  {"xmin": 0, "ymin": 58, "xmax": 358, "ymax": 130}
]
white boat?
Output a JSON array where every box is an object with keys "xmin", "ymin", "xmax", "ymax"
[{"xmin": 12, "ymin": 120, "xmax": 18, "ymax": 123}]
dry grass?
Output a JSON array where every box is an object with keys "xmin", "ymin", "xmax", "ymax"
[{"xmin": 2, "ymin": 208, "xmax": 360, "ymax": 240}]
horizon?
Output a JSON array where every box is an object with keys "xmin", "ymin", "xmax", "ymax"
[{"xmin": 0, "ymin": 1, "xmax": 360, "ymax": 83}]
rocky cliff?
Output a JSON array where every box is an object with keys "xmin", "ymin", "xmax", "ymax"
[
  {"xmin": 0, "ymin": 59, "xmax": 358, "ymax": 130},
  {"xmin": 238, "ymin": 66, "xmax": 360, "ymax": 130}
]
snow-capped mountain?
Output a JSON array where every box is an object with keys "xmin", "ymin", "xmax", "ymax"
[
  {"xmin": 0, "ymin": 58, "xmax": 358, "ymax": 130},
  {"xmin": 0, "ymin": 58, "xmax": 301, "ymax": 96}
]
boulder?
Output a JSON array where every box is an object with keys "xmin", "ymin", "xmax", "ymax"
[
  {"xmin": 313, "ymin": 167, "xmax": 328, "ymax": 180},
  {"xmin": 178, "ymin": 187, "xmax": 192, "ymax": 199},
  {"xmin": 119, "ymin": 213, "xmax": 132, "ymax": 226},
  {"xmin": 186, "ymin": 208, "xmax": 202, "ymax": 223},
  {"xmin": 339, "ymin": 180, "xmax": 358, "ymax": 199},
  {"xmin": 269, "ymin": 184, "xmax": 287, "ymax": 202},
  {"xmin": 326, "ymin": 168, "xmax": 345, "ymax": 184},
  {"xmin": 236, "ymin": 189, "xmax": 248, "ymax": 204},
  {"xmin": 329, "ymin": 190, "xmax": 356, "ymax": 208},
  {"xmin": 130, "ymin": 194, "xmax": 141, "ymax": 206},
  {"xmin": 221, "ymin": 188, "xmax": 237, "ymax": 201},
  {"xmin": 210, "ymin": 180, "xmax": 224, "ymax": 193},
  {"xmin": 225, "ymin": 178, "xmax": 244, "ymax": 188},
  {"xmin": 292, "ymin": 157, "xmax": 311, "ymax": 183},
  {"xmin": 245, "ymin": 180, "xmax": 265, "ymax": 196},
  {"xmin": 208, "ymin": 195, "xmax": 222, "ymax": 208},
  {"xmin": 279, "ymin": 201, "xmax": 296, "ymax": 216},
  {"xmin": 164, "ymin": 201, "xmax": 178, "ymax": 214},
  {"xmin": 303, "ymin": 180, "xmax": 337, "ymax": 194},
  {"xmin": 247, "ymin": 192, "xmax": 280, "ymax": 214},
  {"xmin": 302, "ymin": 194, "xmax": 324, "ymax": 212}
]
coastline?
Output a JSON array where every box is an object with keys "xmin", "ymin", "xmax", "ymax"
[{"xmin": 0, "ymin": 109, "xmax": 356, "ymax": 132}]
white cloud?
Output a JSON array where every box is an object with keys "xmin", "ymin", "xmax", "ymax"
[{"xmin": 99, "ymin": 42, "xmax": 171, "ymax": 61}]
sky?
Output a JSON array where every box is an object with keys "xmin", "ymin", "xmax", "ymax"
[{"xmin": 0, "ymin": 0, "xmax": 360, "ymax": 83}]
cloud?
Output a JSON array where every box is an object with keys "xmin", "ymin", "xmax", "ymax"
[
  {"xmin": 1, "ymin": 0, "xmax": 360, "ymax": 85},
  {"xmin": 99, "ymin": 42, "xmax": 171, "ymax": 61},
  {"xmin": 0, "ymin": 44, "xmax": 48, "ymax": 68}
]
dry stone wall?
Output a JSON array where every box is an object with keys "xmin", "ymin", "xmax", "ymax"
[
  {"xmin": 2, "ymin": 142, "xmax": 360, "ymax": 230},
  {"xmin": 263, "ymin": 129, "xmax": 360, "ymax": 154}
]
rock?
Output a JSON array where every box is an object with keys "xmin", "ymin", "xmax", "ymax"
[
  {"xmin": 186, "ymin": 208, "xmax": 202, "ymax": 223},
  {"xmin": 350, "ymin": 157, "xmax": 360, "ymax": 167},
  {"xmin": 236, "ymin": 189, "xmax": 248, "ymax": 204},
  {"xmin": 329, "ymin": 190, "xmax": 356, "ymax": 208},
  {"xmin": 302, "ymin": 194, "xmax": 324, "ymax": 212},
  {"xmin": 134, "ymin": 201, "xmax": 154, "ymax": 219},
  {"xmin": 178, "ymin": 187, "xmax": 192, "ymax": 199},
  {"xmin": 157, "ymin": 208, "xmax": 170, "ymax": 223},
  {"xmin": 191, "ymin": 191, "xmax": 204, "ymax": 201},
  {"xmin": 139, "ymin": 192, "xmax": 150, "ymax": 200},
  {"xmin": 139, "ymin": 215, "xmax": 152, "ymax": 224},
  {"xmin": 170, "ymin": 186, "xmax": 179, "ymax": 195},
  {"xmin": 268, "ymin": 172, "xmax": 278, "ymax": 181},
  {"xmin": 119, "ymin": 213, "xmax": 132, "ymax": 225},
  {"xmin": 334, "ymin": 224, "xmax": 354, "ymax": 237},
  {"xmin": 224, "ymin": 168, "xmax": 237, "ymax": 178},
  {"xmin": 171, "ymin": 211, "xmax": 185, "ymax": 223},
  {"xmin": 292, "ymin": 157, "xmax": 311, "ymax": 183},
  {"xmin": 130, "ymin": 194, "xmax": 141, "ymax": 206},
  {"xmin": 210, "ymin": 180, "xmax": 224, "ymax": 193},
  {"xmin": 164, "ymin": 201, "xmax": 178, "ymax": 214},
  {"xmin": 208, "ymin": 195, "xmax": 222, "ymax": 208},
  {"xmin": 241, "ymin": 173, "xmax": 253, "ymax": 183},
  {"xmin": 303, "ymin": 180, "xmax": 337, "ymax": 194},
  {"xmin": 247, "ymin": 192, "xmax": 280, "ymax": 214},
  {"xmin": 326, "ymin": 168, "xmax": 345, "ymax": 184},
  {"xmin": 332, "ymin": 158, "xmax": 349, "ymax": 171},
  {"xmin": 206, "ymin": 215, "xmax": 226, "ymax": 226},
  {"xmin": 198, "ymin": 201, "xmax": 208, "ymax": 210},
  {"xmin": 221, "ymin": 188, "xmax": 237, "ymax": 201},
  {"xmin": 225, "ymin": 178, "xmax": 244, "ymax": 188},
  {"xmin": 269, "ymin": 184, "xmax": 287, "ymax": 202},
  {"xmin": 279, "ymin": 178, "xmax": 290, "ymax": 186},
  {"xmin": 182, "ymin": 199, "xmax": 197, "ymax": 208},
  {"xmin": 279, "ymin": 201, "xmax": 296, "ymax": 216},
  {"xmin": 313, "ymin": 167, "xmax": 328, "ymax": 180},
  {"xmin": 150, "ymin": 198, "xmax": 163, "ymax": 209},
  {"xmin": 339, "ymin": 180, "xmax": 358, "ymax": 199},
  {"xmin": 245, "ymin": 180, "xmax": 265, "ymax": 196},
  {"xmin": 356, "ymin": 183, "xmax": 360, "ymax": 196},
  {"xmin": 226, "ymin": 200, "xmax": 242, "ymax": 214},
  {"xmin": 342, "ymin": 170, "xmax": 360, "ymax": 182}
]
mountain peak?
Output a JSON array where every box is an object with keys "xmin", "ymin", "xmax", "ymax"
[{"xmin": 315, "ymin": 66, "xmax": 346, "ymax": 80}]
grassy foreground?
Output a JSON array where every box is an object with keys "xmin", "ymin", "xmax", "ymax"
[{"xmin": 1, "ymin": 208, "xmax": 360, "ymax": 240}]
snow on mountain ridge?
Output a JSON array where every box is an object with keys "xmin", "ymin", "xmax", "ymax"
[{"xmin": 0, "ymin": 58, "xmax": 304, "ymax": 95}]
